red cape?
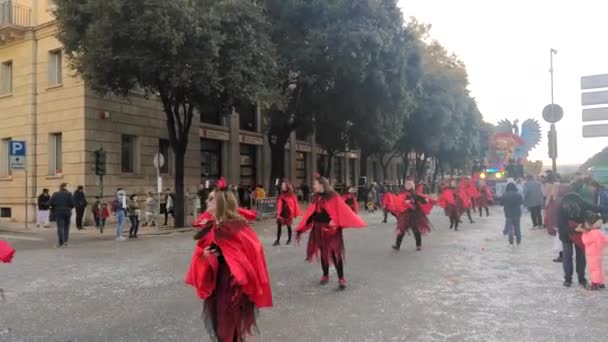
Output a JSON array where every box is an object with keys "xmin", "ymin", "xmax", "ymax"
[
  {"xmin": 416, "ymin": 184, "xmax": 424, "ymax": 194},
  {"xmin": 276, "ymin": 193, "xmax": 301, "ymax": 219},
  {"xmin": 0, "ymin": 240, "xmax": 15, "ymax": 263},
  {"xmin": 439, "ymin": 189, "xmax": 456, "ymax": 208},
  {"xmin": 296, "ymin": 193, "xmax": 366, "ymax": 233},
  {"xmin": 479, "ymin": 186, "xmax": 493, "ymax": 202},
  {"xmin": 384, "ymin": 192, "xmax": 436, "ymax": 216},
  {"xmin": 192, "ymin": 208, "xmax": 257, "ymax": 227},
  {"xmin": 185, "ymin": 221, "xmax": 272, "ymax": 308},
  {"xmin": 341, "ymin": 193, "xmax": 360, "ymax": 213}
]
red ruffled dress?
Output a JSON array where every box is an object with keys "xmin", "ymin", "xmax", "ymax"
[
  {"xmin": 341, "ymin": 193, "xmax": 360, "ymax": 213},
  {"xmin": 385, "ymin": 191, "xmax": 435, "ymax": 236},
  {"xmin": 296, "ymin": 193, "xmax": 366, "ymax": 265},
  {"xmin": 186, "ymin": 210, "xmax": 272, "ymax": 342},
  {"xmin": 0, "ymin": 240, "xmax": 15, "ymax": 263},
  {"xmin": 276, "ymin": 192, "xmax": 301, "ymax": 225},
  {"xmin": 477, "ymin": 186, "xmax": 493, "ymax": 207}
]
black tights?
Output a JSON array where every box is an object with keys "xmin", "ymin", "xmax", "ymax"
[
  {"xmin": 321, "ymin": 252, "xmax": 344, "ymax": 279},
  {"xmin": 276, "ymin": 223, "xmax": 292, "ymax": 242},
  {"xmin": 466, "ymin": 209, "xmax": 475, "ymax": 223},
  {"xmin": 449, "ymin": 214, "xmax": 460, "ymax": 230},
  {"xmin": 478, "ymin": 206, "xmax": 489, "ymax": 217},
  {"xmin": 395, "ymin": 231, "xmax": 422, "ymax": 248}
]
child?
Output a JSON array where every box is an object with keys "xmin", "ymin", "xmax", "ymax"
[
  {"xmin": 576, "ymin": 212, "xmax": 608, "ymax": 290},
  {"xmin": 92, "ymin": 197, "xmax": 102, "ymax": 231},
  {"xmin": 501, "ymin": 183, "xmax": 523, "ymax": 247},
  {"xmin": 96, "ymin": 203, "xmax": 110, "ymax": 234}
]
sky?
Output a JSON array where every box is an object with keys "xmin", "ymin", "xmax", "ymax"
[{"xmin": 398, "ymin": 0, "xmax": 608, "ymax": 167}]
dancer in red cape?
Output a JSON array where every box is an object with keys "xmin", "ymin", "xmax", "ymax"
[
  {"xmin": 274, "ymin": 179, "xmax": 301, "ymax": 246},
  {"xmin": 439, "ymin": 179, "xmax": 464, "ymax": 231},
  {"xmin": 0, "ymin": 240, "xmax": 15, "ymax": 263},
  {"xmin": 342, "ymin": 187, "xmax": 360, "ymax": 213},
  {"xmin": 385, "ymin": 180, "xmax": 435, "ymax": 251},
  {"xmin": 477, "ymin": 180, "xmax": 493, "ymax": 217},
  {"xmin": 458, "ymin": 178, "xmax": 476, "ymax": 224},
  {"xmin": 185, "ymin": 178, "xmax": 272, "ymax": 342},
  {"xmin": 296, "ymin": 175, "xmax": 366, "ymax": 290}
]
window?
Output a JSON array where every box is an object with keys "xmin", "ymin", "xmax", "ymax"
[
  {"xmin": 201, "ymin": 139, "xmax": 222, "ymax": 180},
  {"xmin": 239, "ymin": 144, "xmax": 256, "ymax": 186},
  {"xmin": 159, "ymin": 139, "xmax": 171, "ymax": 174},
  {"xmin": 238, "ymin": 103, "xmax": 257, "ymax": 131},
  {"xmin": 48, "ymin": 50, "xmax": 62, "ymax": 86},
  {"xmin": 0, "ymin": 138, "xmax": 11, "ymax": 177},
  {"xmin": 0, "ymin": 208, "xmax": 11, "ymax": 218},
  {"xmin": 349, "ymin": 158, "xmax": 356, "ymax": 186},
  {"xmin": 48, "ymin": 133, "xmax": 62, "ymax": 175},
  {"xmin": 121, "ymin": 135, "xmax": 138, "ymax": 173},
  {"xmin": 296, "ymin": 152, "xmax": 307, "ymax": 184},
  {"xmin": 0, "ymin": 61, "xmax": 12, "ymax": 95}
]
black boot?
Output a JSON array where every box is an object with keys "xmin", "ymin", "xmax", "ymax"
[
  {"xmin": 286, "ymin": 226, "xmax": 292, "ymax": 245},
  {"xmin": 553, "ymin": 251, "xmax": 562, "ymax": 263},
  {"xmin": 392, "ymin": 234, "xmax": 405, "ymax": 250}
]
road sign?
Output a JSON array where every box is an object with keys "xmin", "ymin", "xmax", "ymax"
[
  {"xmin": 542, "ymin": 104, "xmax": 563, "ymax": 123},
  {"xmin": 581, "ymin": 74, "xmax": 608, "ymax": 90},
  {"xmin": 9, "ymin": 141, "xmax": 26, "ymax": 170},
  {"xmin": 582, "ymin": 90, "xmax": 608, "ymax": 106},
  {"xmin": 583, "ymin": 107, "xmax": 608, "ymax": 122},
  {"xmin": 583, "ymin": 124, "xmax": 608, "ymax": 138},
  {"xmin": 153, "ymin": 153, "xmax": 165, "ymax": 169}
]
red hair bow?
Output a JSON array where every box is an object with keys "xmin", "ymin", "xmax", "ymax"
[
  {"xmin": 314, "ymin": 172, "xmax": 321, "ymax": 179},
  {"xmin": 216, "ymin": 177, "xmax": 228, "ymax": 190}
]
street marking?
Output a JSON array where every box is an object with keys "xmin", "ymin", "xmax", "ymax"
[{"xmin": 0, "ymin": 234, "xmax": 43, "ymax": 241}]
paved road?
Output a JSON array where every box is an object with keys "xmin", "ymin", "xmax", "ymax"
[{"xmin": 1, "ymin": 208, "xmax": 606, "ymax": 342}]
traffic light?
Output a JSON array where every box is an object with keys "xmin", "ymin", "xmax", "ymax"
[{"xmin": 94, "ymin": 148, "xmax": 106, "ymax": 176}]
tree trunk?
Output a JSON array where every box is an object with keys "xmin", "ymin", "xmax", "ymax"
[
  {"xmin": 401, "ymin": 154, "xmax": 409, "ymax": 183},
  {"xmin": 360, "ymin": 149, "xmax": 369, "ymax": 181},
  {"xmin": 416, "ymin": 157, "xmax": 428, "ymax": 182},
  {"xmin": 325, "ymin": 152, "xmax": 334, "ymax": 179},
  {"xmin": 431, "ymin": 157, "xmax": 440, "ymax": 193},
  {"xmin": 269, "ymin": 135, "xmax": 288, "ymax": 196},
  {"xmin": 173, "ymin": 146, "xmax": 186, "ymax": 227}
]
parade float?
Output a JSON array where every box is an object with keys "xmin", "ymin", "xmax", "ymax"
[{"xmin": 481, "ymin": 119, "xmax": 542, "ymax": 197}]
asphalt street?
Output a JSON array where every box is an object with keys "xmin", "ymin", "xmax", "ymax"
[{"xmin": 1, "ymin": 207, "xmax": 606, "ymax": 342}]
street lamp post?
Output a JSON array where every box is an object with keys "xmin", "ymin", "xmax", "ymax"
[{"xmin": 544, "ymin": 48, "xmax": 562, "ymax": 174}]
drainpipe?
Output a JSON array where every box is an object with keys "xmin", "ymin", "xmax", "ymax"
[{"xmin": 30, "ymin": 2, "xmax": 38, "ymax": 221}]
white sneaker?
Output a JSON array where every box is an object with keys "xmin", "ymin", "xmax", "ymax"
[{"xmin": 116, "ymin": 237, "xmax": 126, "ymax": 241}]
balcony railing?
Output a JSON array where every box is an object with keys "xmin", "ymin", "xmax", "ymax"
[{"xmin": 0, "ymin": 1, "xmax": 32, "ymax": 28}]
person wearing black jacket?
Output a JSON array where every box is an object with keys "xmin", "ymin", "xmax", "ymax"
[
  {"xmin": 73, "ymin": 186, "xmax": 88, "ymax": 230},
  {"xmin": 558, "ymin": 193, "xmax": 608, "ymax": 287},
  {"xmin": 501, "ymin": 183, "xmax": 523, "ymax": 246},
  {"xmin": 37, "ymin": 189, "xmax": 51, "ymax": 228},
  {"xmin": 49, "ymin": 183, "xmax": 75, "ymax": 248}
]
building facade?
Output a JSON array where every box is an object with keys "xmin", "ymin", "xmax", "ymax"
[{"xmin": 0, "ymin": 0, "xmax": 367, "ymax": 224}]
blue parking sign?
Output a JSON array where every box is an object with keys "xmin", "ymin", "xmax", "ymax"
[
  {"xmin": 9, "ymin": 141, "xmax": 26, "ymax": 156},
  {"xmin": 9, "ymin": 141, "xmax": 26, "ymax": 170}
]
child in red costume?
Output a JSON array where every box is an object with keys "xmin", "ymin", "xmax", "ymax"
[
  {"xmin": 439, "ymin": 180, "xmax": 465, "ymax": 231},
  {"xmin": 385, "ymin": 180, "xmax": 435, "ymax": 251},
  {"xmin": 342, "ymin": 187, "xmax": 360, "ymax": 213},
  {"xmin": 576, "ymin": 212, "xmax": 608, "ymax": 290},
  {"xmin": 477, "ymin": 180, "xmax": 493, "ymax": 217},
  {"xmin": 185, "ymin": 178, "xmax": 272, "ymax": 342},
  {"xmin": 458, "ymin": 178, "xmax": 476, "ymax": 224},
  {"xmin": 0, "ymin": 240, "xmax": 15, "ymax": 263},
  {"xmin": 274, "ymin": 179, "xmax": 301, "ymax": 246},
  {"xmin": 296, "ymin": 175, "xmax": 366, "ymax": 290}
]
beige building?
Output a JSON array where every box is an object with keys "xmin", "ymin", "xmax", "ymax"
[{"xmin": 0, "ymin": 0, "xmax": 372, "ymax": 224}]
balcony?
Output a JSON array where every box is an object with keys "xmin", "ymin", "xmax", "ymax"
[{"xmin": 0, "ymin": 1, "xmax": 32, "ymax": 45}]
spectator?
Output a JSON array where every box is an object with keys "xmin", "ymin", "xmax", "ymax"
[
  {"xmin": 112, "ymin": 189, "xmax": 128, "ymax": 241},
  {"xmin": 255, "ymin": 184, "xmax": 266, "ymax": 200},
  {"xmin": 523, "ymin": 175, "xmax": 544, "ymax": 229},
  {"xmin": 73, "ymin": 185, "xmax": 88, "ymax": 230},
  {"xmin": 300, "ymin": 183, "xmax": 310, "ymax": 203},
  {"xmin": 515, "ymin": 159, "xmax": 525, "ymax": 179},
  {"xmin": 92, "ymin": 197, "xmax": 102, "ymax": 230},
  {"xmin": 36, "ymin": 188, "xmax": 51, "ymax": 228},
  {"xmin": 501, "ymin": 183, "xmax": 523, "ymax": 247},
  {"xmin": 162, "ymin": 188, "xmax": 174, "ymax": 226},
  {"xmin": 143, "ymin": 192, "xmax": 157, "ymax": 227},
  {"xmin": 95, "ymin": 202, "xmax": 110, "ymax": 234},
  {"xmin": 128, "ymin": 194, "xmax": 141, "ymax": 238},
  {"xmin": 49, "ymin": 183, "xmax": 75, "ymax": 248}
]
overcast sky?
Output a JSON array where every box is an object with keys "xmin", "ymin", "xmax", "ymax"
[{"xmin": 398, "ymin": 0, "xmax": 608, "ymax": 166}]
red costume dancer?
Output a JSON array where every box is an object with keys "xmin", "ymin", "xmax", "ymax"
[
  {"xmin": 274, "ymin": 179, "xmax": 301, "ymax": 246},
  {"xmin": 296, "ymin": 175, "xmax": 366, "ymax": 290},
  {"xmin": 477, "ymin": 180, "xmax": 493, "ymax": 217},
  {"xmin": 186, "ymin": 178, "xmax": 272, "ymax": 342},
  {"xmin": 458, "ymin": 178, "xmax": 476, "ymax": 224},
  {"xmin": 385, "ymin": 180, "xmax": 435, "ymax": 251},
  {"xmin": 342, "ymin": 187, "xmax": 360, "ymax": 213},
  {"xmin": 439, "ymin": 180, "xmax": 464, "ymax": 231},
  {"xmin": 0, "ymin": 240, "xmax": 15, "ymax": 263}
]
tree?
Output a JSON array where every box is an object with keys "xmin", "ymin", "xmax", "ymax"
[{"xmin": 55, "ymin": 0, "xmax": 278, "ymax": 227}]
